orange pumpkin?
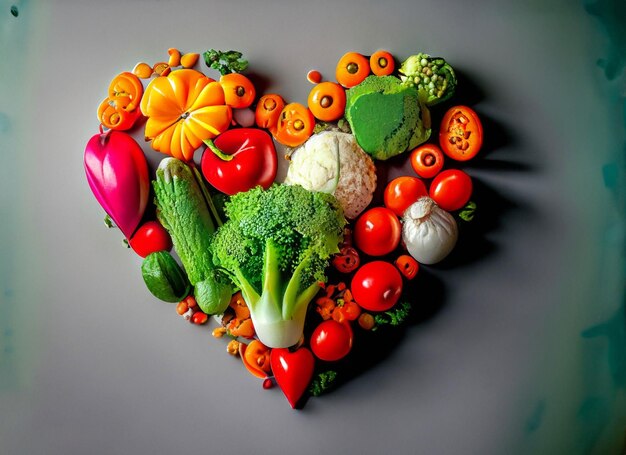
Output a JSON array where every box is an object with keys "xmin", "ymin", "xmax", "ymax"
[{"xmin": 140, "ymin": 69, "xmax": 232, "ymax": 161}]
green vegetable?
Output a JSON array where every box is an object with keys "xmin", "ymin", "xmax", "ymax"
[
  {"xmin": 345, "ymin": 75, "xmax": 431, "ymax": 161},
  {"xmin": 398, "ymin": 53, "xmax": 457, "ymax": 106},
  {"xmin": 141, "ymin": 251, "xmax": 190, "ymax": 302},
  {"xmin": 203, "ymin": 49, "xmax": 249, "ymax": 75},
  {"xmin": 373, "ymin": 301, "xmax": 412, "ymax": 330},
  {"xmin": 458, "ymin": 201, "xmax": 477, "ymax": 222},
  {"xmin": 212, "ymin": 184, "xmax": 346, "ymax": 348},
  {"xmin": 309, "ymin": 370, "xmax": 338, "ymax": 396},
  {"xmin": 153, "ymin": 158, "xmax": 232, "ymax": 314}
]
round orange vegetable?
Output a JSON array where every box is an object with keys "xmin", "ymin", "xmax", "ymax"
[
  {"xmin": 220, "ymin": 73, "xmax": 256, "ymax": 109},
  {"xmin": 108, "ymin": 72, "xmax": 143, "ymax": 111},
  {"xmin": 272, "ymin": 102, "xmax": 315, "ymax": 148},
  {"xmin": 255, "ymin": 93, "xmax": 285, "ymax": 130},
  {"xmin": 140, "ymin": 69, "xmax": 232, "ymax": 161},
  {"xmin": 370, "ymin": 50, "xmax": 395, "ymax": 76},
  {"xmin": 410, "ymin": 144, "xmax": 445, "ymax": 179},
  {"xmin": 335, "ymin": 52, "xmax": 370, "ymax": 88},
  {"xmin": 307, "ymin": 81, "xmax": 346, "ymax": 122}
]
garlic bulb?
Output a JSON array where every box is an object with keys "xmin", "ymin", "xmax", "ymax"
[{"xmin": 402, "ymin": 197, "xmax": 458, "ymax": 265}]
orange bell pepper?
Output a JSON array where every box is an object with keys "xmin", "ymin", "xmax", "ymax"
[
  {"xmin": 272, "ymin": 102, "xmax": 315, "ymax": 148},
  {"xmin": 140, "ymin": 69, "xmax": 232, "ymax": 161}
]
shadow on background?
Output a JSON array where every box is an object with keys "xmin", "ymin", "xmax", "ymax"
[{"xmin": 303, "ymin": 69, "xmax": 534, "ymax": 402}]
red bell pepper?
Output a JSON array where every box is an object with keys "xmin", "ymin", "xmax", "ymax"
[{"xmin": 200, "ymin": 128, "xmax": 277, "ymax": 195}]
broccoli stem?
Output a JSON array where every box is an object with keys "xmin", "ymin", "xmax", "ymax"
[{"xmin": 245, "ymin": 242, "xmax": 323, "ymax": 348}]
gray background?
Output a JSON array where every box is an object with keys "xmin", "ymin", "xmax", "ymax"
[{"xmin": 1, "ymin": 0, "xmax": 625, "ymax": 454}]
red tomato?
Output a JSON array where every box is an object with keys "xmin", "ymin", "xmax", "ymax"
[
  {"xmin": 310, "ymin": 320, "xmax": 353, "ymax": 361},
  {"xmin": 439, "ymin": 105, "xmax": 483, "ymax": 161},
  {"xmin": 429, "ymin": 169, "xmax": 473, "ymax": 212},
  {"xmin": 383, "ymin": 176, "xmax": 428, "ymax": 217},
  {"xmin": 410, "ymin": 144, "xmax": 445, "ymax": 179},
  {"xmin": 351, "ymin": 261, "xmax": 403, "ymax": 312},
  {"xmin": 129, "ymin": 221, "xmax": 173, "ymax": 258},
  {"xmin": 353, "ymin": 207, "xmax": 401, "ymax": 257}
]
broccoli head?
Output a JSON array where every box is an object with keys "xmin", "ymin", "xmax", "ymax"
[{"xmin": 212, "ymin": 183, "xmax": 346, "ymax": 348}]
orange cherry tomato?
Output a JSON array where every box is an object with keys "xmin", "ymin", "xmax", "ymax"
[
  {"xmin": 410, "ymin": 144, "xmax": 445, "ymax": 179},
  {"xmin": 220, "ymin": 73, "xmax": 256, "ymax": 109},
  {"xmin": 108, "ymin": 72, "xmax": 143, "ymax": 111},
  {"xmin": 335, "ymin": 52, "xmax": 370, "ymax": 88},
  {"xmin": 394, "ymin": 255, "xmax": 419, "ymax": 280},
  {"xmin": 272, "ymin": 102, "xmax": 315, "ymax": 148},
  {"xmin": 369, "ymin": 50, "xmax": 395, "ymax": 76},
  {"xmin": 439, "ymin": 105, "xmax": 483, "ymax": 161},
  {"xmin": 307, "ymin": 81, "xmax": 346, "ymax": 122},
  {"xmin": 383, "ymin": 176, "xmax": 429, "ymax": 217},
  {"xmin": 97, "ymin": 97, "xmax": 142, "ymax": 131},
  {"xmin": 255, "ymin": 94, "xmax": 285, "ymax": 130}
]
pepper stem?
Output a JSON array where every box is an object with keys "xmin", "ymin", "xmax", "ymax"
[{"xmin": 203, "ymin": 138, "xmax": 234, "ymax": 161}]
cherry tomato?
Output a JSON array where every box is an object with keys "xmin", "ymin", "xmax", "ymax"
[
  {"xmin": 332, "ymin": 246, "xmax": 360, "ymax": 273},
  {"xmin": 410, "ymin": 144, "xmax": 445, "ymax": 179},
  {"xmin": 429, "ymin": 169, "xmax": 473, "ymax": 212},
  {"xmin": 439, "ymin": 105, "xmax": 483, "ymax": 161},
  {"xmin": 129, "ymin": 220, "xmax": 173, "ymax": 258},
  {"xmin": 353, "ymin": 207, "xmax": 401, "ymax": 257},
  {"xmin": 351, "ymin": 261, "xmax": 403, "ymax": 312},
  {"xmin": 383, "ymin": 176, "xmax": 428, "ymax": 217},
  {"xmin": 394, "ymin": 255, "xmax": 419, "ymax": 280},
  {"xmin": 307, "ymin": 81, "xmax": 346, "ymax": 122},
  {"xmin": 310, "ymin": 320, "xmax": 353, "ymax": 361}
]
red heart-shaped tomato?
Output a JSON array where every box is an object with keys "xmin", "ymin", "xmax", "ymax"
[{"xmin": 270, "ymin": 347, "xmax": 315, "ymax": 409}]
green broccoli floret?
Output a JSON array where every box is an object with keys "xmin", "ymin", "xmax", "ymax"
[
  {"xmin": 309, "ymin": 370, "xmax": 338, "ymax": 397},
  {"xmin": 212, "ymin": 184, "xmax": 346, "ymax": 348},
  {"xmin": 344, "ymin": 75, "xmax": 431, "ymax": 161}
]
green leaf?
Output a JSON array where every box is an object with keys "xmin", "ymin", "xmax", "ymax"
[{"xmin": 458, "ymin": 201, "xmax": 477, "ymax": 222}]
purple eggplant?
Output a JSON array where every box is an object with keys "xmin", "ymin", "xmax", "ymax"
[{"xmin": 84, "ymin": 131, "xmax": 149, "ymax": 239}]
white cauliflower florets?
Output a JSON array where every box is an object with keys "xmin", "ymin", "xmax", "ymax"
[{"xmin": 284, "ymin": 131, "xmax": 376, "ymax": 219}]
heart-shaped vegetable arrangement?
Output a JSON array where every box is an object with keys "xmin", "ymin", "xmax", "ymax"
[{"xmin": 84, "ymin": 48, "xmax": 485, "ymax": 408}]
